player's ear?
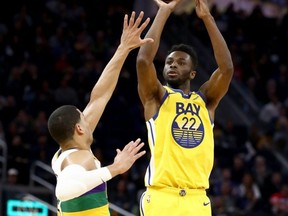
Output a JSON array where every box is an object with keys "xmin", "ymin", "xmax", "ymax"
[
  {"xmin": 190, "ymin": 70, "xmax": 196, "ymax": 80},
  {"xmin": 75, "ymin": 123, "xmax": 84, "ymax": 135}
]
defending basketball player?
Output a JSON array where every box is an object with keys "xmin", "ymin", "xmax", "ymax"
[
  {"xmin": 48, "ymin": 11, "xmax": 153, "ymax": 216},
  {"xmin": 136, "ymin": 0, "xmax": 233, "ymax": 215}
]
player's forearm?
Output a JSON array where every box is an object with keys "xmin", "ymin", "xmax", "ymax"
[
  {"xmin": 202, "ymin": 15, "xmax": 233, "ymax": 73},
  {"xmin": 138, "ymin": 7, "xmax": 171, "ymax": 62},
  {"xmin": 90, "ymin": 45, "xmax": 129, "ymax": 100}
]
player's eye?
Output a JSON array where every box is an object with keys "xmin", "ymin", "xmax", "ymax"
[{"xmin": 166, "ymin": 60, "xmax": 173, "ymax": 65}]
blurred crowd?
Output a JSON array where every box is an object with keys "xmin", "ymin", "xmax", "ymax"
[{"xmin": 0, "ymin": 0, "xmax": 288, "ymax": 216}]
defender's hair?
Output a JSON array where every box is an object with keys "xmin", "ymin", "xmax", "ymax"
[
  {"xmin": 168, "ymin": 44, "xmax": 198, "ymax": 70},
  {"xmin": 48, "ymin": 105, "xmax": 80, "ymax": 144}
]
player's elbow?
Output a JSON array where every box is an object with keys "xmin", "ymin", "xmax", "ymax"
[
  {"xmin": 55, "ymin": 184, "xmax": 71, "ymax": 201},
  {"xmin": 226, "ymin": 56, "xmax": 234, "ymax": 72},
  {"xmin": 220, "ymin": 61, "xmax": 234, "ymax": 77},
  {"xmin": 227, "ymin": 61, "xmax": 234, "ymax": 74},
  {"xmin": 56, "ymin": 187, "xmax": 72, "ymax": 202},
  {"xmin": 137, "ymin": 54, "xmax": 152, "ymax": 68}
]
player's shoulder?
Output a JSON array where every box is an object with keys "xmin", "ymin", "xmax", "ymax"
[
  {"xmin": 62, "ymin": 149, "xmax": 95, "ymax": 170},
  {"xmin": 66, "ymin": 149, "xmax": 93, "ymax": 161}
]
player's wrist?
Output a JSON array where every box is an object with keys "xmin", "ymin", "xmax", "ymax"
[
  {"xmin": 200, "ymin": 14, "xmax": 214, "ymax": 22},
  {"xmin": 117, "ymin": 44, "xmax": 131, "ymax": 54},
  {"xmin": 159, "ymin": 5, "xmax": 173, "ymax": 14},
  {"xmin": 107, "ymin": 163, "xmax": 123, "ymax": 177}
]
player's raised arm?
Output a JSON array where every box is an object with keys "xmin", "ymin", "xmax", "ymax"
[
  {"xmin": 136, "ymin": 0, "xmax": 182, "ymax": 120},
  {"xmin": 196, "ymin": 0, "xmax": 233, "ymax": 115},
  {"xmin": 83, "ymin": 11, "xmax": 153, "ymax": 131}
]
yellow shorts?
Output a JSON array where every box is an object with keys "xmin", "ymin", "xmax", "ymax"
[{"xmin": 140, "ymin": 187, "xmax": 211, "ymax": 216}]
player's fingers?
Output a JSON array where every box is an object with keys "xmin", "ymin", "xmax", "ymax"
[
  {"xmin": 128, "ymin": 11, "xmax": 136, "ymax": 27},
  {"xmin": 131, "ymin": 142, "xmax": 145, "ymax": 154},
  {"xmin": 133, "ymin": 150, "xmax": 146, "ymax": 160},
  {"xmin": 137, "ymin": 17, "xmax": 150, "ymax": 33},
  {"xmin": 123, "ymin": 14, "xmax": 128, "ymax": 30},
  {"xmin": 122, "ymin": 140, "xmax": 134, "ymax": 151},
  {"xmin": 126, "ymin": 138, "xmax": 141, "ymax": 151},
  {"xmin": 133, "ymin": 11, "xmax": 144, "ymax": 28},
  {"xmin": 134, "ymin": 138, "xmax": 142, "ymax": 145}
]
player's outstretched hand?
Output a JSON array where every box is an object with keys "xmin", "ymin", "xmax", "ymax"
[
  {"xmin": 153, "ymin": 0, "xmax": 183, "ymax": 12},
  {"xmin": 112, "ymin": 138, "xmax": 146, "ymax": 174},
  {"xmin": 120, "ymin": 11, "xmax": 154, "ymax": 51},
  {"xmin": 195, "ymin": 0, "xmax": 211, "ymax": 19}
]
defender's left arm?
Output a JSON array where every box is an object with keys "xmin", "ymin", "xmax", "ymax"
[
  {"xmin": 83, "ymin": 12, "xmax": 153, "ymax": 131},
  {"xmin": 197, "ymin": 0, "xmax": 234, "ymax": 115}
]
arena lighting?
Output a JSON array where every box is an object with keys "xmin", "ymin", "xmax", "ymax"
[{"xmin": 7, "ymin": 199, "xmax": 48, "ymax": 216}]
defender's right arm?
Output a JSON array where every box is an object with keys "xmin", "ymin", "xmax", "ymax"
[{"xmin": 56, "ymin": 139, "xmax": 145, "ymax": 201}]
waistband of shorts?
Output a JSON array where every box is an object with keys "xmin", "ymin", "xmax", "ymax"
[{"xmin": 147, "ymin": 186, "xmax": 206, "ymax": 196}]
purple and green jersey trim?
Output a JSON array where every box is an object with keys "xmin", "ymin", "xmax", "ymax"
[{"xmin": 59, "ymin": 182, "xmax": 108, "ymax": 212}]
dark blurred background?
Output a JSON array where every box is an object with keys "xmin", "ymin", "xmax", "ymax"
[{"xmin": 0, "ymin": 0, "xmax": 288, "ymax": 215}]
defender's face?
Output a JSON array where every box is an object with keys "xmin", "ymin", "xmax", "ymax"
[{"xmin": 163, "ymin": 51, "xmax": 194, "ymax": 87}]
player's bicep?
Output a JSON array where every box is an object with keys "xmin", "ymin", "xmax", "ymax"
[
  {"xmin": 200, "ymin": 68, "xmax": 233, "ymax": 108},
  {"xmin": 56, "ymin": 164, "xmax": 111, "ymax": 201}
]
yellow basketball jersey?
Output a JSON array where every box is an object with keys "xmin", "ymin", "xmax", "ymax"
[{"xmin": 144, "ymin": 86, "xmax": 214, "ymax": 189}]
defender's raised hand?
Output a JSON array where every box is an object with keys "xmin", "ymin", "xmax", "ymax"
[
  {"xmin": 109, "ymin": 138, "xmax": 146, "ymax": 175},
  {"xmin": 120, "ymin": 11, "xmax": 154, "ymax": 51}
]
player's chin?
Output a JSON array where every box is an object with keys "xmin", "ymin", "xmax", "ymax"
[{"xmin": 167, "ymin": 80, "xmax": 181, "ymax": 88}]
